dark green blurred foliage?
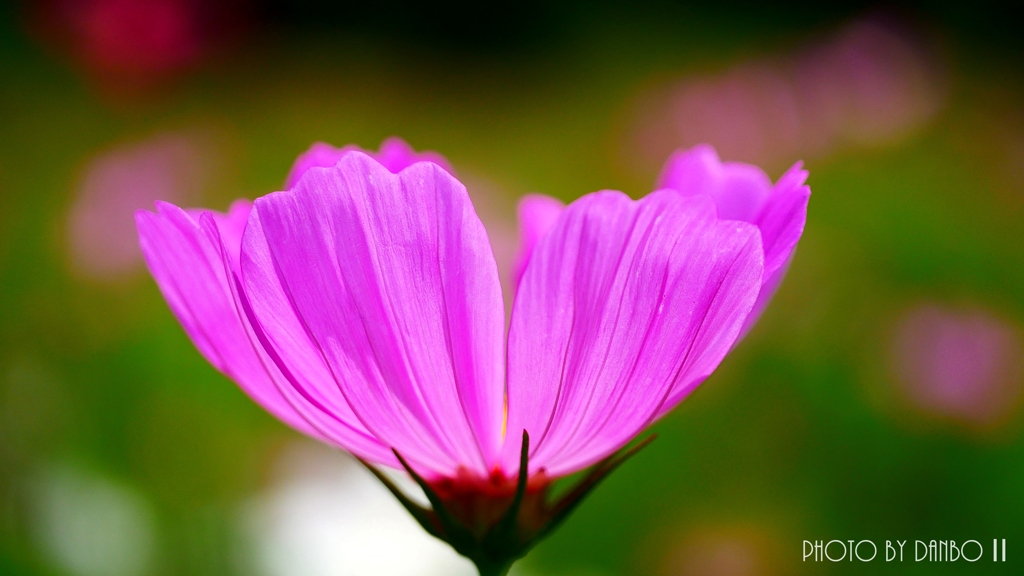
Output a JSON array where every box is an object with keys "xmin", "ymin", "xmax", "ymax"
[{"xmin": 2, "ymin": 1, "xmax": 1023, "ymax": 575}]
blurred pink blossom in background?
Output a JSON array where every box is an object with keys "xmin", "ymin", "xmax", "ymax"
[
  {"xmin": 31, "ymin": 0, "xmax": 240, "ymax": 92},
  {"xmin": 627, "ymin": 17, "xmax": 946, "ymax": 173},
  {"xmin": 67, "ymin": 132, "xmax": 213, "ymax": 280},
  {"xmin": 890, "ymin": 304, "xmax": 1023, "ymax": 428}
]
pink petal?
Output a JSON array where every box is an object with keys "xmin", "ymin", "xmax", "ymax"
[
  {"xmin": 756, "ymin": 161, "xmax": 809, "ymax": 277},
  {"xmin": 136, "ymin": 201, "xmax": 392, "ymax": 465},
  {"xmin": 657, "ymin": 145, "xmax": 810, "ymax": 339},
  {"xmin": 283, "ymin": 137, "xmax": 454, "ymax": 189},
  {"xmin": 241, "ymin": 152, "xmax": 505, "ymax": 477},
  {"xmin": 512, "ymin": 193, "xmax": 565, "ymax": 289},
  {"xmin": 503, "ymin": 190, "xmax": 763, "ymax": 477},
  {"xmin": 229, "ymin": 214, "xmax": 398, "ymax": 466},
  {"xmin": 738, "ymin": 161, "xmax": 810, "ymax": 337},
  {"xmin": 283, "ymin": 142, "xmax": 358, "ymax": 190},
  {"xmin": 375, "ymin": 137, "xmax": 454, "ymax": 175},
  {"xmin": 184, "ymin": 198, "xmax": 250, "ymax": 271},
  {"xmin": 135, "ymin": 202, "xmax": 387, "ymax": 462},
  {"xmin": 655, "ymin": 144, "xmax": 773, "ymax": 222},
  {"xmin": 136, "ymin": 202, "xmax": 240, "ymax": 377}
]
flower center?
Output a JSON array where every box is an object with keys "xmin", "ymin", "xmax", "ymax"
[{"xmin": 428, "ymin": 467, "xmax": 551, "ymax": 537}]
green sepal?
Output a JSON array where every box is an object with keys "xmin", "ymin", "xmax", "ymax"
[
  {"xmin": 486, "ymin": 430, "xmax": 530, "ymax": 546},
  {"xmin": 532, "ymin": 434, "xmax": 657, "ymax": 545},
  {"xmin": 367, "ymin": 432, "xmax": 656, "ymax": 576},
  {"xmin": 391, "ymin": 449, "xmax": 478, "ymax": 551},
  {"xmin": 356, "ymin": 457, "xmax": 442, "ymax": 539}
]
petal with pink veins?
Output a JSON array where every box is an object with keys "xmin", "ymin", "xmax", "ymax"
[
  {"xmin": 657, "ymin": 145, "xmax": 809, "ymax": 340},
  {"xmin": 503, "ymin": 190, "xmax": 763, "ymax": 477},
  {"xmin": 741, "ymin": 162, "xmax": 810, "ymax": 336},
  {"xmin": 242, "ymin": 153, "xmax": 505, "ymax": 478},
  {"xmin": 136, "ymin": 200, "xmax": 392, "ymax": 465}
]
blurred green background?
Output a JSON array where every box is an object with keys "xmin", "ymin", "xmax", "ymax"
[{"xmin": 2, "ymin": 2, "xmax": 1023, "ymax": 575}]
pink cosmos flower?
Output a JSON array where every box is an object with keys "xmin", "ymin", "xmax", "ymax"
[{"xmin": 136, "ymin": 139, "xmax": 807, "ymax": 574}]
